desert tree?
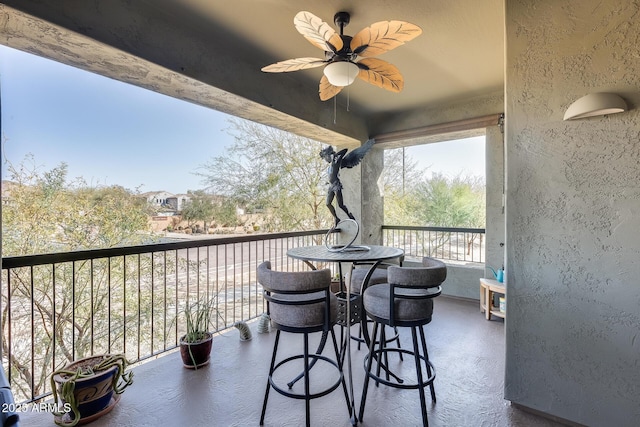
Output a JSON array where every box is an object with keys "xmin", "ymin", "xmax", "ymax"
[
  {"xmin": 1, "ymin": 155, "xmax": 169, "ymax": 401},
  {"xmin": 196, "ymin": 119, "xmax": 333, "ymax": 232},
  {"xmin": 180, "ymin": 190, "xmax": 215, "ymax": 232}
]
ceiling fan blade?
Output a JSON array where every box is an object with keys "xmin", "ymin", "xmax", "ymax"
[
  {"xmin": 262, "ymin": 57, "xmax": 326, "ymax": 73},
  {"xmin": 357, "ymin": 58, "xmax": 404, "ymax": 92},
  {"xmin": 294, "ymin": 11, "xmax": 344, "ymax": 53},
  {"xmin": 351, "ymin": 20, "xmax": 422, "ymax": 57},
  {"xmin": 319, "ymin": 75, "xmax": 344, "ymax": 101}
]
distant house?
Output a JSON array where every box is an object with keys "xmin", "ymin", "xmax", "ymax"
[
  {"xmin": 166, "ymin": 194, "xmax": 191, "ymax": 212},
  {"xmin": 141, "ymin": 191, "xmax": 175, "ymax": 209}
]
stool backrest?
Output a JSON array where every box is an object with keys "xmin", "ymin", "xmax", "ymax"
[
  {"xmin": 257, "ymin": 261, "xmax": 331, "ymax": 294},
  {"xmin": 257, "ymin": 261, "xmax": 333, "ymax": 331},
  {"xmin": 381, "ymin": 260, "xmax": 446, "ymax": 326},
  {"xmin": 387, "ymin": 257, "xmax": 446, "ymax": 289}
]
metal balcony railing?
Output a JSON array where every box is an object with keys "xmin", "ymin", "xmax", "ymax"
[
  {"xmin": 1, "ymin": 226, "xmax": 481, "ymax": 404},
  {"xmin": 1, "ymin": 229, "xmax": 336, "ymax": 404},
  {"xmin": 382, "ymin": 225, "xmax": 485, "ymax": 263}
]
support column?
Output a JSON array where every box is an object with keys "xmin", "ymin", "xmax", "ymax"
[
  {"xmin": 485, "ymin": 124, "xmax": 506, "ymax": 276},
  {"xmin": 360, "ymin": 147, "xmax": 384, "ymax": 245},
  {"xmin": 336, "ymin": 144, "xmax": 383, "ymax": 246}
]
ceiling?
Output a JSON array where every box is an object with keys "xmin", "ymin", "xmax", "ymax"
[
  {"xmin": 171, "ymin": 0, "xmax": 505, "ymax": 113},
  {"xmin": 1, "ymin": 0, "xmax": 505, "ymax": 145}
]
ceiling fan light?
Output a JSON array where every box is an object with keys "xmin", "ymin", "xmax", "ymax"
[{"xmin": 323, "ymin": 61, "xmax": 359, "ymax": 86}]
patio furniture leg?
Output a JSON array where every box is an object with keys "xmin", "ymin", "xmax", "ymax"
[
  {"xmin": 260, "ymin": 329, "xmax": 281, "ymax": 425},
  {"xmin": 304, "ymin": 333, "xmax": 311, "ymax": 427},
  {"xmin": 395, "ymin": 327, "xmax": 404, "ymax": 361},
  {"xmin": 358, "ymin": 320, "xmax": 379, "ymax": 422},
  {"xmin": 367, "ymin": 324, "xmax": 404, "ymax": 385},
  {"xmin": 339, "ymin": 325, "xmax": 348, "ymax": 367},
  {"xmin": 419, "ymin": 326, "xmax": 436, "ymax": 402},
  {"xmin": 412, "ymin": 327, "xmax": 429, "ymax": 427},
  {"xmin": 374, "ymin": 325, "xmax": 385, "ymax": 387},
  {"xmin": 330, "ymin": 327, "xmax": 352, "ymax": 415}
]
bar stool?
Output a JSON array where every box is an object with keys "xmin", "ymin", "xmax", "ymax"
[
  {"xmin": 349, "ymin": 256, "xmax": 404, "ymax": 351},
  {"xmin": 359, "ymin": 257, "xmax": 446, "ymax": 427},
  {"xmin": 257, "ymin": 261, "xmax": 350, "ymax": 427}
]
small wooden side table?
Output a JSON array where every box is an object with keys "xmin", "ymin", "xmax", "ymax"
[{"xmin": 479, "ymin": 278, "xmax": 506, "ymax": 320}]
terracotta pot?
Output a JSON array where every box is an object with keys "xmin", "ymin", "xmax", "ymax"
[
  {"xmin": 179, "ymin": 333, "xmax": 213, "ymax": 369},
  {"xmin": 52, "ymin": 355, "xmax": 120, "ymax": 425}
]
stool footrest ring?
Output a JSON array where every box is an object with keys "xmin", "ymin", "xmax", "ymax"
[
  {"xmin": 269, "ymin": 354, "xmax": 343, "ymax": 400},
  {"xmin": 363, "ymin": 348, "xmax": 435, "ymax": 390}
]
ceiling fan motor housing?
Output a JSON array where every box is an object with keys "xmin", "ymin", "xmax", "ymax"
[
  {"xmin": 333, "ymin": 12, "xmax": 351, "ymax": 30},
  {"xmin": 331, "ymin": 36, "xmax": 355, "ymax": 59},
  {"xmin": 261, "ymin": 10, "xmax": 422, "ymax": 100},
  {"xmin": 328, "ymin": 12, "xmax": 356, "ymax": 61}
]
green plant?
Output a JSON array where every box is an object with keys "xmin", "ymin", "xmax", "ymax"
[
  {"xmin": 177, "ymin": 298, "xmax": 224, "ymax": 369},
  {"xmin": 50, "ymin": 354, "xmax": 133, "ymax": 427},
  {"xmin": 182, "ymin": 298, "xmax": 220, "ymax": 343}
]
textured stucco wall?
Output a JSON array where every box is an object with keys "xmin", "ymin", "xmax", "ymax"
[
  {"xmin": 505, "ymin": 1, "xmax": 640, "ymax": 426},
  {"xmin": 485, "ymin": 124, "xmax": 506, "ymax": 277}
]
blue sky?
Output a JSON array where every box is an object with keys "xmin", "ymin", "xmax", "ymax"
[{"xmin": 0, "ymin": 45, "xmax": 484, "ymax": 194}]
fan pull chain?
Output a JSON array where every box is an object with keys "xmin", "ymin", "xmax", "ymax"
[
  {"xmin": 333, "ymin": 96, "xmax": 337, "ymax": 124},
  {"xmin": 347, "ymin": 86, "xmax": 351, "ymax": 112}
]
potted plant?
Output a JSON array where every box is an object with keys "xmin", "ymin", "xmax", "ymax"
[
  {"xmin": 179, "ymin": 298, "xmax": 222, "ymax": 369},
  {"xmin": 50, "ymin": 354, "xmax": 133, "ymax": 427}
]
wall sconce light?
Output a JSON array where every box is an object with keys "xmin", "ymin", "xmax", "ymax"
[
  {"xmin": 323, "ymin": 61, "xmax": 359, "ymax": 87},
  {"xmin": 563, "ymin": 93, "xmax": 627, "ymax": 120}
]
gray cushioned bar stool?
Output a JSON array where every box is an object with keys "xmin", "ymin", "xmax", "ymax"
[
  {"xmin": 257, "ymin": 261, "xmax": 350, "ymax": 427},
  {"xmin": 358, "ymin": 257, "xmax": 446, "ymax": 427},
  {"xmin": 349, "ymin": 255, "xmax": 404, "ymax": 351}
]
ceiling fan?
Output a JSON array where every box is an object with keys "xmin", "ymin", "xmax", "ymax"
[{"xmin": 261, "ymin": 11, "xmax": 422, "ymax": 101}]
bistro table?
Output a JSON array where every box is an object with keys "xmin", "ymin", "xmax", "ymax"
[{"xmin": 287, "ymin": 244, "xmax": 404, "ymax": 425}]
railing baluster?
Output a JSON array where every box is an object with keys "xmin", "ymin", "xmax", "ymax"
[
  {"xmin": 7, "ymin": 271, "xmax": 12, "ymax": 386},
  {"xmin": 186, "ymin": 248, "xmax": 190, "ymax": 306},
  {"xmin": 174, "ymin": 250, "xmax": 178, "ymax": 346},
  {"xmin": 451, "ymin": 232, "xmax": 454, "ymax": 260},
  {"xmin": 198, "ymin": 247, "xmax": 202, "ymax": 297},
  {"xmin": 137, "ymin": 254, "xmax": 142, "ymax": 361},
  {"xmin": 223, "ymin": 244, "xmax": 228, "ymax": 327},
  {"xmin": 163, "ymin": 251, "xmax": 168, "ymax": 352},
  {"xmin": 30, "ymin": 265, "xmax": 35, "ymax": 400},
  {"xmin": 151, "ymin": 253, "xmax": 155, "ymax": 355},
  {"xmin": 215, "ymin": 245, "xmax": 220, "ymax": 332},
  {"xmin": 206, "ymin": 246, "xmax": 210, "ymax": 313},
  {"xmin": 247, "ymin": 241, "xmax": 251, "ymax": 318},
  {"xmin": 123, "ymin": 255, "xmax": 127, "ymax": 355},
  {"xmin": 51, "ymin": 265, "xmax": 56, "ymax": 382},
  {"xmin": 90, "ymin": 259, "xmax": 94, "ymax": 355},
  {"xmin": 233, "ymin": 243, "xmax": 237, "ymax": 324}
]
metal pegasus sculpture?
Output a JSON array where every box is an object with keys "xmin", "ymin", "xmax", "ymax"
[{"xmin": 320, "ymin": 139, "xmax": 375, "ymax": 226}]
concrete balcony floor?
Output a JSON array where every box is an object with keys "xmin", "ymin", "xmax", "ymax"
[{"xmin": 21, "ymin": 297, "xmax": 566, "ymax": 427}]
